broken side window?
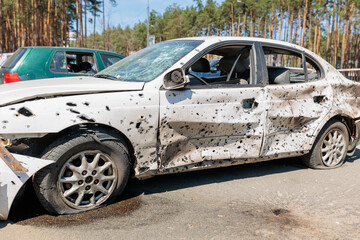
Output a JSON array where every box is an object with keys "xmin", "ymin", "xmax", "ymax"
[
  {"xmin": 186, "ymin": 45, "xmax": 253, "ymax": 87},
  {"xmin": 67, "ymin": 52, "xmax": 98, "ymax": 74},
  {"xmin": 49, "ymin": 51, "xmax": 67, "ymax": 73},
  {"xmin": 262, "ymin": 46, "xmax": 320, "ymax": 84}
]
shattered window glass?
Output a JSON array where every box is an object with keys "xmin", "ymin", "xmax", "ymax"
[
  {"xmin": 100, "ymin": 53, "xmax": 123, "ymax": 68},
  {"xmin": 263, "ymin": 47, "xmax": 320, "ymax": 84},
  {"xmin": 96, "ymin": 40, "xmax": 203, "ymax": 82},
  {"xmin": 50, "ymin": 51, "xmax": 67, "ymax": 73}
]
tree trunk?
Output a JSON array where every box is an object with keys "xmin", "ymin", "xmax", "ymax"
[
  {"xmin": 242, "ymin": 10, "xmax": 247, "ymax": 37},
  {"xmin": 20, "ymin": 0, "xmax": 25, "ymax": 47},
  {"xmin": 294, "ymin": 8, "xmax": 301, "ymax": 44},
  {"xmin": 308, "ymin": 10, "xmax": 312, "ymax": 51},
  {"xmin": 341, "ymin": 1, "xmax": 349, "ymax": 68},
  {"xmin": 60, "ymin": 1, "xmax": 63, "ymax": 46},
  {"xmin": 279, "ymin": 8, "xmax": 283, "ymax": 41},
  {"xmin": 301, "ymin": 0, "xmax": 308, "ymax": 47},
  {"xmin": 330, "ymin": 0, "xmax": 336, "ymax": 64},
  {"xmin": 273, "ymin": 5, "xmax": 278, "ymax": 40},
  {"xmin": 76, "ymin": 0, "xmax": 79, "ymax": 47},
  {"xmin": 231, "ymin": 3, "xmax": 234, "ymax": 36},
  {"xmin": 315, "ymin": 0, "xmax": 322, "ymax": 54},
  {"xmin": 289, "ymin": 8, "xmax": 294, "ymax": 43},
  {"xmin": 35, "ymin": 0, "xmax": 39, "ymax": 45},
  {"xmin": 63, "ymin": 1, "xmax": 68, "ymax": 46},
  {"xmin": 269, "ymin": 5, "xmax": 275, "ymax": 39},
  {"xmin": 12, "ymin": 3, "xmax": 16, "ymax": 51},
  {"xmin": 93, "ymin": 5, "xmax": 96, "ymax": 49},
  {"xmin": 345, "ymin": 3, "xmax": 354, "ymax": 67},
  {"xmin": 286, "ymin": 6, "xmax": 290, "ymax": 42},
  {"xmin": 333, "ymin": 2, "xmax": 339, "ymax": 66},
  {"xmin": 325, "ymin": 10, "xmax": 331, "ymax": 60},
  {"xmin": 103, "ymin": 0, "xmax": 106, "ymax": 48},
  {"xmin": 237, "ymin": 9, "xmax": 241, "ymax": 36},
  {"xmin": 0, "ymin": 0, "xmax": 3, "ymax": 52},
  {"xmin": 85, "ymin": 0, "xmax": 87, "ymax": 46},
  {"xmin": 251, "ymin": 10, "xmax": 255, "ymax": 37},
  {"xmin": 80, "ymin": 0, "xmax": 83, "ymax": 47}
]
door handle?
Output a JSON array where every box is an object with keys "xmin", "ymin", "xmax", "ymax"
[
  {"xmin": 243, "ymin": 98, "xmax": 258, "ymax": 109},
  {"xmin": 313, "ymin": 95, "xmax": 327, "ymax": 104}
]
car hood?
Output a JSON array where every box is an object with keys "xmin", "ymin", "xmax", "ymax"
[{"xmin": 0, "ymin": 76, "xmax": 145, "ymax": 106}]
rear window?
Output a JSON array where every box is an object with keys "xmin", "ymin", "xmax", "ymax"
[{"xmin": 2, "ymin": 48, "xmax": 27, "ymax": 69}]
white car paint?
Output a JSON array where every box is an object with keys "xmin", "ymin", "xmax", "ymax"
[
  {"xmin": 1, "ymin": 37, "xmax": 360, "ymax": 218},
  {"xmin": 0, "ymin": 154, "xmax": 53, "ymax": 220}
]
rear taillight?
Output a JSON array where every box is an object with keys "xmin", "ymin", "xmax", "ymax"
[{"xmin": 4, "ymin": 72, "xmax": 21, "ymax": 83}]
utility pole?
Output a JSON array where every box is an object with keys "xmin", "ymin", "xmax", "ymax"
[
  {"xmin": 147, "ymin": 0, "xmax": 149, "ymax": 47},
  {"xmin": 103, "ymin": 0, "xmax": 106, "ymax": 49}
]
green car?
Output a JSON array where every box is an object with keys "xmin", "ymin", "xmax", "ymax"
[{"xmin": 0, "ymin": 47, "xmax": 124, "ymax": 84}]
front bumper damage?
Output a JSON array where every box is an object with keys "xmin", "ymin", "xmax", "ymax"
[{"xmin": 0, "ymin": 143, "xmax": 53, "ymax": 221}]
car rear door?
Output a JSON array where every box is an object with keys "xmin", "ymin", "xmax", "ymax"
[{"xmin": 261, "ymin": 44, "xmax": 332, "ymax": 157}]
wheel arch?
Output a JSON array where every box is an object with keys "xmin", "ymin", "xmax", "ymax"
[
  {"xmin": 23, "ymin": 123, "xmax": 137, "ymax": 172},
  {"xmin": 311, "ymin": 114, "xmax": 357, "ymax": 150}
]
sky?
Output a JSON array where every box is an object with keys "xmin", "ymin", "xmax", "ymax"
[{"xmin": 91, "ymin": 0, "xmax": 224, "ymax": 32}]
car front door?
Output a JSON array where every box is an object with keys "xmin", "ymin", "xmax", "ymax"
[{"xmin": 158, "ymin": 43, "xmax": 268, "ymax": 170}]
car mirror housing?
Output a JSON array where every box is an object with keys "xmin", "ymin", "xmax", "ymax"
[{"xmin": 163, "ymin": 68, "xmax": 189, "ymax": 90}]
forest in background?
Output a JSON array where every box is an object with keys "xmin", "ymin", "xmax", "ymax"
[{"xmin": 0, "ymin": 0, "xmax": 359, "ymax": 68}]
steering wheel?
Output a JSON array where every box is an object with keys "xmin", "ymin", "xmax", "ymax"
[{"xmin": 188, "ymin": 72, "xmax": 209, "ymax": 85}]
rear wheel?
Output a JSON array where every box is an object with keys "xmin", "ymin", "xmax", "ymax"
[
  {"xmin": 303, "ymin": 120, "xmax": 349, "ymax": 169},
  {"xmin": 33, "ymin": 131, "xmax": 130, "ymax": 215}
]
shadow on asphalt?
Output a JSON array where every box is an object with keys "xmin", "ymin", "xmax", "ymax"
[
  {"xmin": 345, "ymin": 148, "xmax": 360, "ymax": 163},
  {"xmin": 2, "ymin": 149, "xmax": 360, "ymax": 227},
  {"xmin": 128, "ymin": 157, "xmax": 306, "ymax": 196}
]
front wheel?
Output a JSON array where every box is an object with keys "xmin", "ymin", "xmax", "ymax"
[
  {"xmin": 303, "ymin": 120, "xmax": 349, "ymax": 169},
  {"xmin": 33, "ymin": 132, "xmax": 130, "ymax": 215}
]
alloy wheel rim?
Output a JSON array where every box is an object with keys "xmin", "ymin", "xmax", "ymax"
[
  {"xmin": 58, "ymin": 151, "xmax": 117, "ymax": 209},
  {"xmin": 321, "ymin": 129, "xmax": 346, "ymax": 167}
]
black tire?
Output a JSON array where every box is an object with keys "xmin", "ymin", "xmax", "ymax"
[
  {"xmin": 303, "ymin": 120, "xmax": 349, "ymax": 169},
  {"xmin": 33, "ymin": 131, "xmax": 130, "ymax": 215}
]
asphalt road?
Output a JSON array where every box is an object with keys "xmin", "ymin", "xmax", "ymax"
[{"xmin": 1, "ymin": 150, "xmax": 360, "ymax": 240}]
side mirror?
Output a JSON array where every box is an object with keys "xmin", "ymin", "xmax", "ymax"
[{"xmin": 163, "ymin": 68, "xmax": 189, "ymax": 90}]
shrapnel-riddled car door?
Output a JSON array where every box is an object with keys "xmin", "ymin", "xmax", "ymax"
[
  {"xmin": 158, "ymin": 42, "xmax": 268, "ymax": 172},
  {"xmin": 261, "ymin": 45, "xmax": 332, "ymax": 157}
]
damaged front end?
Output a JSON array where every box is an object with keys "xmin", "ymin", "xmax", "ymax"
[{"xmin": 0, "ymin": 140, "xmax": 53, "ymax": 221}]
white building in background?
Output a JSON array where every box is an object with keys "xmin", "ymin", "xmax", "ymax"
[{"xmin": 68, "ymin": 32, "xmax": 76, "ymax": 47}]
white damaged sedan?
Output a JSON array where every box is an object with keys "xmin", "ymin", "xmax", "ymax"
[{"xmin": 1, "ymin": 37, "xmax": 360, "ymax": 217}]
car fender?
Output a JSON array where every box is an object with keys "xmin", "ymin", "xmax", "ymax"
[{"xmin": 0, "ymin": 148, "xmax": 53, "ymax": 221}]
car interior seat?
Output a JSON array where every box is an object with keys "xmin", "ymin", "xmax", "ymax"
[
  {"xmin": 267, "ymin": 67, "xmax": 290, "ymax": 84},
  {"xmin": 218, "ymin": 49, "xmax": 250, "ymax": 84},
  {"xmin": 187, "ymin": 58, "xmax": 211, "ymax": 85},
  {"xmin": 191, "ymin": 58, "xmax": 210, "ymax": 73},
  {"xmin": 69, "ymin": 64, "xmax": 80, "ymax": 72},
  {"xmin": 80, "ymin": 61, "xmax": 92, "ymax": 73}
]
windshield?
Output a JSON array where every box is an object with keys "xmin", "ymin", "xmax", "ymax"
[{"xmin": 95, "ymin": 40, "xmax": 203, "ymax": 82}]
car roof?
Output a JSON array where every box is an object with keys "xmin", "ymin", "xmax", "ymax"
[
  {"xmin": 174, "ymin": 36, "xmax": 331, "ymax": 70},
  {"xmin": 19, "ymin": 46, "xmax": 124, "ymax": 57}
]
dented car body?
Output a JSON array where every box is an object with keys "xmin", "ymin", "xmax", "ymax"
[{"xmin": 1, "ymin": 37, "xmax": 360, "ymax": 218}]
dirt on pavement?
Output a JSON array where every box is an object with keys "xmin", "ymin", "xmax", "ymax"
[{"xmin": 1, "ymin": 150, "xmax": 360, "ymax": 240}]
